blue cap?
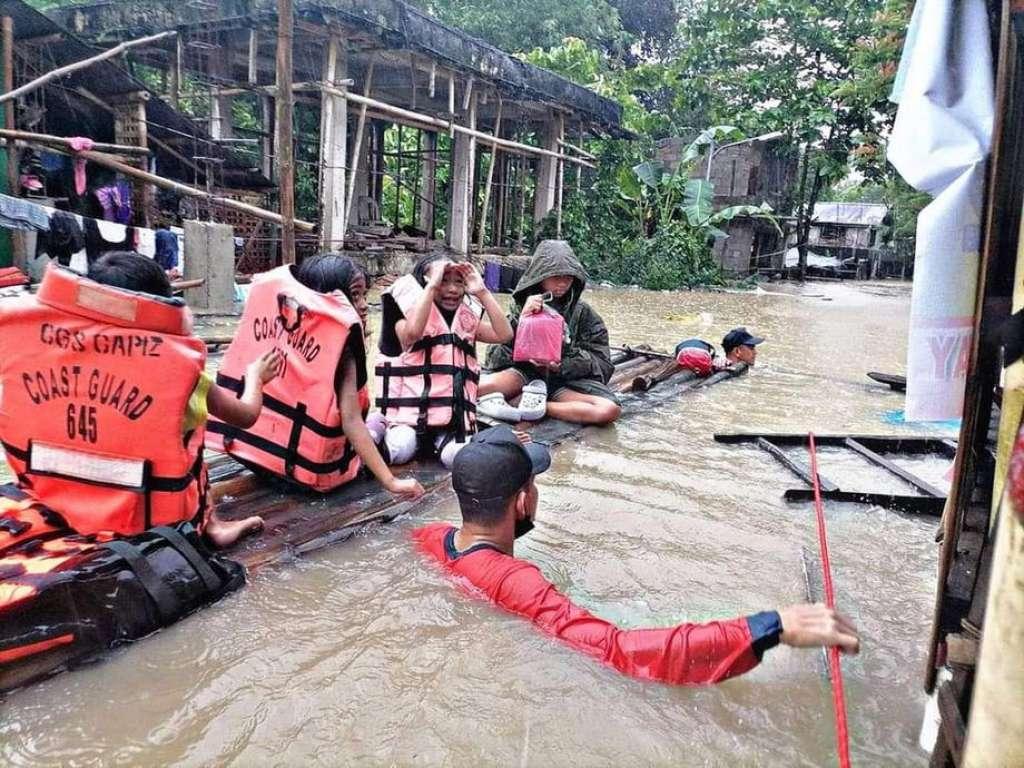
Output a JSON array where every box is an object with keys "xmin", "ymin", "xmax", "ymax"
[{"xmin": 722, "ymin": 327, "xmax": 765, "ymax": 354}]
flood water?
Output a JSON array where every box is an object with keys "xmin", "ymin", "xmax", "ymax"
[{"xmin": 1, "ymin": 281, "xmax": 951, "ymax": 767}]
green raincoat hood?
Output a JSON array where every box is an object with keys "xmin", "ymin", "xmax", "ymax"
[{"xmin": 511, "ymin": 240, "xmax": 588, "ymax": 311}]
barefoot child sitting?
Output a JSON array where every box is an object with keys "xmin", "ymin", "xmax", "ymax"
[
  {"xmin": 372, "ymin": 254, "xmax": 513, "ymax": 468},
  {"xmin": 0, "ymin": 252, "xmax": 277, "ymax": 549},
  {"xmin": 207, "ymin": 253, "xmax": 424, "ymax": 501},
  {"xmin": 479, "ymin": 240, "xmax": 621, "ymax": 426}
]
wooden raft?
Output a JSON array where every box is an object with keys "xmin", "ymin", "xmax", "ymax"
[{"xmin": 215, "ymin": 350, "xmax": 748, "ymax": 568}]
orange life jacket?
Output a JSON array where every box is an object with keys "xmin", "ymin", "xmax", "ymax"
[
  {"xmin": 374, "ymin": 274, "xmax": 481, "ymax": 441},
  {"xmin": 205, "ymin": 265, "xmax": 367, "ymax": 491},
  {"xmin": 0, "ymin": 265, "xmax": 207, "ymax": 536}
]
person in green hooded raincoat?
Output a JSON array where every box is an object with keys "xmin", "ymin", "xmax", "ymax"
[{"xmin": 479, "ymin": 240, "xmax": 622, "ymax": 425}]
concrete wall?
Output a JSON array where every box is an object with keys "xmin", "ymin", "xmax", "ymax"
[{"xmin": 183, "ymin": 220, "xmax": 235, "ymax": 314}]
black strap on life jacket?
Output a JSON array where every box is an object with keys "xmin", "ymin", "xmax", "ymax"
[
  {"xmin": 210, "ymin": 372, "xmax": 357, "ymax": 481},
  {"xmin": 374, "ymin": 333, "xmax": 479, "ymax": 437},
  {"xmin": 3, "ymin": 440, "xmax": 200, "ymax": 513},
  {"xmin": 103, "ymin": 523, "xmax": 224, "ymax": 624},
  {"xmin": 103, "ymin": 539, "xmax": 183, "ymax": 623}
]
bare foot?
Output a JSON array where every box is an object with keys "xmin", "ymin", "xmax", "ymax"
[{"xmin": 205, "ymin": 512, "xmax": 263, "ymax": 549}]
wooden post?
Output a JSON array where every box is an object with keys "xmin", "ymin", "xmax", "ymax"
[
  {"xmin": 342, "ymin": 56, "xmax": 374, "ymax": 233},
  {"xmin": 516, "ymin": 154, "xmax": 527, "ymax": 250},
  {"xmin": 169, "ymin": 33, "xmax": 181, "ymax": 109},
  {"xmin": 248, "ymin": 28, "xmax": 259, "ymax": 85},
  {"xmin": 209, "ymin": 42, "xmax": 233, "ymax": 141},
  {"xmin": 419, "ymin": 130, "xmax": 437, "ymax": 236},
  {"xmin": 394, "ymin": 123, "xmax": 403, "ymax": 229},
  {"xmin": 260, "ymin": 94, "xmax": 274, "ymax": 181},
  {"xmin": 476, "ymin": 99, "xmax": 502, "ymax": 252},
  {"xmin": 275, "ymin": 0, "xmax": 296, "ymax": 264},
  {"xmin": 555, "ymin": 153, "xmax": 564, "ymax": 238},
  {"xmin": 318, "ymin": 33, "xmax": 347, "ymax": 249},
  {"xmin": 533, "ymin": 111, "xmax": 563, "ymax": 222},
  {"xmin": 448, "ymin": 92, "xmax": 476, "ymax": 254},
  {"xmin": 494, "ymin": 150, "xmax": 508, "ymax": 248},
  {"xmin": 962, "ymin": 177, "xmax": 1024, "ymax": 765}
]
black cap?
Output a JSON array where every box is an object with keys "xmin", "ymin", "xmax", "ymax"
[
  {"xmin": 722, "ymin": 327, "xmax": 765, "ymax": 354},
  {"xmin": 452, "ymin": 426, "xmax": 551, "ymax": 516}
]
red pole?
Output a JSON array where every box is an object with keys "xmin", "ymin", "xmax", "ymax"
[{"xmin": 808, "ymin": 432, "xmax": 852, "ymax": 768}]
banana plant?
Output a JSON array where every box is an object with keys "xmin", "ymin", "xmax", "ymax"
[{"xmin": 617, "ymin": 125, "xmax": 779, "ymax": 240}]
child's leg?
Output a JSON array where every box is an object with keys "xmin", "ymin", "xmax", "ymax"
[
  {"xmin": 434, "ymin": 432, "xmax": 469, "ymax": 469},
  {"xmin": 546, "ymin": 389, "xmax": 621, "ymax": 425},
  {"xmin": 383, "ymin": 424, "xmax": 418, "ymax": 465},
  {"xmin": 204, "ymin": 506, "xmax": 263, "ymax": 549},
  {"xmin": 478, "ymin": 368, "xmax": 527, "ymax": 399}
]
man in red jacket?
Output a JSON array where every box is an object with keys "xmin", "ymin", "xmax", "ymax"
[{"xmin": 414, "ymin": 426, "xmax": 860, "ymax": 685}]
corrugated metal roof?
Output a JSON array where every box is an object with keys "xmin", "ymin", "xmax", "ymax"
[{"xmin": 812, "ymin": 202, "xmax": 889, "ymax": 226}]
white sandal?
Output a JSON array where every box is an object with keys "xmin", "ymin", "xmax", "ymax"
[
  {"xmin": 517, "ymin": 380, "xmax": 548, "ymax": 422},
  {"xmin": 477, "ymin": 392, "xmax": 522, "ymax": 423}
]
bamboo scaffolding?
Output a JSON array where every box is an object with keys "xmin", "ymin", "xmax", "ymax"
[
  {"xmin": 0, "ymin": 30, "xmax": 177, "ymax": 106},
  {"xmin": 325, "ymin": 85, "xmax": 594, "ymax": 169},
  {"xmin": 0, "ymin": 127, "xmax": 149, "ymax": 156}
]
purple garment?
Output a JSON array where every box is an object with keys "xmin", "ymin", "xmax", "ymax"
[
  {"xmin": 483, "ymin": 261, "xmax": 501, "ymax": 292},
  {"xmin": 94, "ymin": 182, "xmax": 133, "ymax": 224}
]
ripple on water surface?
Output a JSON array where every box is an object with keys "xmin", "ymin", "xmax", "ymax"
[{"xmin": 1, "ymin": 282, "xmax": 944, "ymax": 766}]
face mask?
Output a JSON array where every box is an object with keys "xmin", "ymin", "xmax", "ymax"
[{"xmin": 514, "ymin": 517, "xmax": 535, "ymax": 539}]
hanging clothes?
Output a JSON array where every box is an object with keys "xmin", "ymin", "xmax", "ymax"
[
  {"xmin": 83, "ymin": 217, "xmax": 131, "ymax": 263},
  {"xmin": 36, "ymin": 211, "xmax": 84, "ymax": 266},
  {"xmin": 93, "ymin": 182, "xmax": 132, "ymax": 224},
  {"xmin": 0, "ymin": 194, "xmax": 50, "ymax": 232},
  {"xmin": 136, "ymin": 227, "xmax": 157, "ymax": 258},
  {"xmin": 154, "ymin": 229, "xmax": 179, "ymax": 271}
]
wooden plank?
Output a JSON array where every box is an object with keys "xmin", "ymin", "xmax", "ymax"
[
  {"xmin": 275, "ymin": 0, "xmax": 296, "ymax": 263},
  {"xmin": 714, "ymin": 432, "xmax": 956, "ymax": 455},
  {"xmin": 756, "ymin": 437, "xmax": 840, "ymax": 492},
  {"xmin": 844, "ymin": 438, "xmax": 946, "ymax": 497},
  {"xmin": 937, "ymin": 682, "xmax": 965, "ymax": 766},
  {"xmin": 783, "ymin": 488, "xmax": 945, "ymax": 516}
]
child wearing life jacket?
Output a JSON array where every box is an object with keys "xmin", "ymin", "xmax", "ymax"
[
  {"xmin": 207, "ymin": 253, "xmax": 424, "ymax": 500},
  {"xmin": 0, "ymin": 252, "xmax": 279, "ymax": 549},
  {"xmin": 373, "ymin": 254, "xmax": 513, "ymax": 468},
  {"xmin": 479, "ymin": 240, "xmax": 621, "ymax": 426}
]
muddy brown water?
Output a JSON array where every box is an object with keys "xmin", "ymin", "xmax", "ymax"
[{"xmin": 1, "ymin": 281, "xmax": 951, "ymax": 767}]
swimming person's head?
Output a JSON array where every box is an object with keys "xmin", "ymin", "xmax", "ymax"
[
  {"xmin": 87, "ymin": 251, "xmax": 173, "ymax": 298},
  {"xmin": 450, "ymin": 426, "xmax": 551, "ymax": 549},
  {"xmin": 412, "ymin": 254, "xmax": 467, "ymax": 314},
  {"xmin": 296, "ymin": 252, "xmax": 369, "ymax": 328}
]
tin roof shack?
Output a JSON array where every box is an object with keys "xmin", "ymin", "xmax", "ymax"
[
  {"xmin": 657, "ymin": 133, "xmax": 796, "ymax": 276},
  {"xmin": 51, "ymin": 0, "xmax": 625, "ymax": 272},
  {"xmin": 805, "ymin": 202, "xmax": 895, "ymax": 278}
]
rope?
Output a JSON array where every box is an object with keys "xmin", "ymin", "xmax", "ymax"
[{"xmin": 807, "ymin": 432, "xmax": 852, "ymax": 768}]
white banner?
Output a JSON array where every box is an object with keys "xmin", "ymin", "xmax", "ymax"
[{"xmin": 888, "ymin": 0, "xmax": 993, "ymax": 422}]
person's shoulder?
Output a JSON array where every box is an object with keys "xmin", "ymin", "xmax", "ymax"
[{"xmin": 411, "ymin": 521, "xmax": 453, "ymax": 553}]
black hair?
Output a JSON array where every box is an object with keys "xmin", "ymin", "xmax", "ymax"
[
  {"xmin": 87, "ymin": 251, "xmax": 172, "ymax": 298},
  {"xmin": 295, "ymin": 252, "xmax": 363, "ymax": 300},
  {"xmin": 411, "ymin": 253, "xmax": 447, "ymax": 287}
]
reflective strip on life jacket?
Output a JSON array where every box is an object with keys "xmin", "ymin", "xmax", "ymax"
[
  {"xmin": 374, "ymin": 275, "xmax": 481, "ymax": 441},
  {"xmin": 0, "ymin": 265, "xmax": 207, "ymax": 537},
  {"xmin": 205, "ymin": 265, "xmax": 366, "ymax": 492}
]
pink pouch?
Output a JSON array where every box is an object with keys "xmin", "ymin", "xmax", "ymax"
[{"xmin": 513, "ymin": 306, "xmax": 564, "ymax": 366}]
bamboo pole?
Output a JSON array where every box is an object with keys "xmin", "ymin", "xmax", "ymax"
[
  {"xmin": 558, "ymin": 137, "xmax": 596, "ymax": 161},
  {"xmin": 342, "ymin": 56, "xmax": 375, "ymax": 235},
  {"xmin": 0, "ymin": 30, "xmax": 177, "ymax": 106},
  {"xmin": 43, "ymin": 144, "xmax": 314, "ymax": 230},
  {"xmin": 476, "ymin": 98, "xmax": 502, "ymax": 253},
  {"xmin": 3, "ymin": 16, "xmax": 15, "ymax": 198},
  {"xmin": 276, "ymin": 0, "xmax": 296, "ymax": 263},
  {"xmin": 0, "ymin": 127, "xmax": 150, "ymax": 156},
  {"xmin": 330, "ymin": 86, "xmax": 594, "ymax": 168}
]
